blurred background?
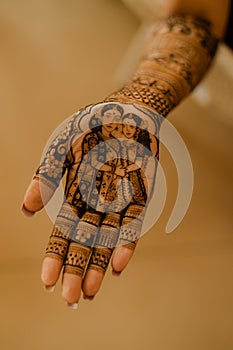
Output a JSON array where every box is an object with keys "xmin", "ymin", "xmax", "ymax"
[{"xmin": 0, "ymin": 0, "xmax": 233, "ymax": 349}]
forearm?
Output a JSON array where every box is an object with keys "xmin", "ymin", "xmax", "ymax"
[{"xmin": 106, "ymin": 9, "xmax": 227, "ymax": 116}]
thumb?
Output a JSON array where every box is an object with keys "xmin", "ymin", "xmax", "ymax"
[
  {"xmin": 21, "ymin": 112, "xmax": 78, "ymax": 217},
  {"xmin": 21, "ymin": 177, "xmax": 55, "ymax": 217}
]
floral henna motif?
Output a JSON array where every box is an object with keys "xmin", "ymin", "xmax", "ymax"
[{"xmin": 34, "ymin": 115, "xmax": 78, "ymax": 189}]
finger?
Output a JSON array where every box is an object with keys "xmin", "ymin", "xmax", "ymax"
[
  {"xmin": 41, "ymin": 201, "xmax": 80, "ymax": 289},
  {"xmin": 61, "ymin": 210, "xmax": 103, "ymax": 303},
  {"xmin": 62, "ymin": 242, "xmax": 92, "ymax": 304},
  {"xmin": 22, "ymin": 177, "xmax": 55, "ymax": 216},
  {"xmin": 41, "ymin": 227, "xmax": 70, "ymax": 288},
  {"xmin": 82, "ymin": 212, "xmax": 120, "ymax": 297},
  {"xmin": 82, "ymin": 247, "xmax": 112, "ymax": 298},
  {"xmin": 41, "ymin": 257, "xmax": 63, "ymax": 290},
  {"xmin": 112, "ymin": 203, "xmax": 143, "ymax": 273},
  {"xmin": 111, "ymin": 242, "xmax": 137, "ymax": 274},
  {"xmin": 118, "ymin": 204, "xmax": 144, "ymax": 245},
  {"xmin": 22, "ymin": 114, "xmax": 78, "ymax": 216},
  {"xmin": 62, "ymin": 273, "xmax": 82, "ymax": 308},
  {"xmin": 82, "ymin": 269, "xmax": 104, "ymax": 300}
]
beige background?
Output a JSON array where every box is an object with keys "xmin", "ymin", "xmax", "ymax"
[{"xmin": 1, "ymin": 1, "xmax": 233, "ymax": 349}]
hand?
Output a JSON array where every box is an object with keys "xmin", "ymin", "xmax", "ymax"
[{"xmin": 22, "ymin": 101, "xmax": 160, "ymax": 308}]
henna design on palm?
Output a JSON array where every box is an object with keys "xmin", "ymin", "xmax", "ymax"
[{"xmin": 35, "ymin": 102, "xmax": 161, "ymax": 276}]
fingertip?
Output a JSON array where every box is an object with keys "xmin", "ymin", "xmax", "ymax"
[
  {"xmin": 83, "ymin": 294, "xmax": 95, "ymax": 301},
  {"xmin": 82, "ymin": 269, "xmax": 104, "ymax": 297},
  {"xmin": 111, "ymin": 246, "xmax": 135, "ymax": 273},
  {"xmin": 21, "ymin": 203, "xmax": 35, "ymax": 218},
  {"xmin": 41, "ymin": 257, "xmax": 63, "ymax": 287},
  {"xmin": 23, "ymin": 177, "xmax": 55, "ymax": 214},
  {"xmin": 43, "ymin": 285, "xmax": 55, "ymax": 293},
  {"xmin": 23, "ymin": 179, "xmax": 44, "ymax": 213},
  {"xmin": 62, "ymin": 273, "xmax": 82, "ymax": 305},
  {"xmin": 111, "ymin": 270, "xmax": 122, "ymax": 277},
  {"xmin": 66, "ymin": 302, "xmax": 79, "ymax": 310}
]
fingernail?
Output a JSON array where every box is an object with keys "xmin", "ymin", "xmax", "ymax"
[
  {"xmin": 21, "ymin": 203, "xmax": 35, "ymax": 217},
  {"xmin": 66, "ymin": 302, "xmax": 78, "ymax": 310},
  {"xmin": 83, "ymin": 295, "xmax": 94, "ymax": 301},
  {"xmin": 112, "ymin": 270, "xmax": 122, "ymax": 277},
  {"xmin": 43, "ymin": 285, "xmax": 55, "ymax": 293}
]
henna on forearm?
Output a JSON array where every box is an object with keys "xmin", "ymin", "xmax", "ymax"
[{"xmin": 106, "ymin": 14, "xmax": 219, "ymax": 116}]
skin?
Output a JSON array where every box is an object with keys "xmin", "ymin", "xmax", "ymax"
[
  {"xmin": 99, "ymin": 109, "xmax": 122, "ymax": 172},
  {"xmin": 22, "ymin": 0, "xmax": 230, "ymax": 308},
  {"xmin": 122, "ymin": 117, "xmax": 141, "ymax": 173},
  {"xmin": 122, "ymin": 118, "xmax": 137, "ymax": 139},
  {"xmin": 102, "ymin": 109, "xmax": 122, "ymax": 136}
]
